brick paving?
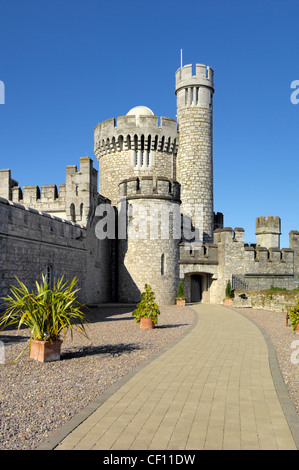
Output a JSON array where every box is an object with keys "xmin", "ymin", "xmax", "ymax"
[{"xmin": 40, "ymin": 304, "xmax": 299, "ymax": 450}]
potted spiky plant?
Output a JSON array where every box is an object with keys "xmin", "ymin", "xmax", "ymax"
[
  {"xmin": 0, "ymin": 274, "xmax": 88, "ymax": 362},
  {"xmin": 132, "ymin": 284, "xmax": 160, "ymax": 329},
  {"xmin": 176, "ymin": 281, "xmax": 186, "ymax": 306},
  {"xmin": 223, "ymin": 279, "xmax": 234, "ymax": 306}
]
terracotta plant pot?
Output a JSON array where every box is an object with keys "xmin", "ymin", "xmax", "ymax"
[
  {"xmin": 176, "ymin": 299, "xmax": 186, "ymax": 306},
  {"xmin": 223, "ymin": 298, "xmax": 233, "ymax": 306},
  {"xmin": 29, "ymin": 339, "xmax": 63, "ymax": 362},
  {"xmin": 140, "ymin": 317, "xmax": 154, "ymax": 330},
  {"xmin": 296, "ymin": 324, "xmax": 299, "ymax": 335}
]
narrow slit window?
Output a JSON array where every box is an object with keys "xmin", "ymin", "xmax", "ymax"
[
  {"xmin": 161, "ymin": 254, "xmax": 165, "ymax": 275},
  {"xmin": 46, "ymin": 265, "xmax": 54, "ymax": 288}
]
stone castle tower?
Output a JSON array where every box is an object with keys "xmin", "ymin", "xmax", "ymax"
[
  {"xmin": 175, "ymin": 64, "xmax": 215, "ymax": 243},
  {"xmin": 93, "ymin": 106, "xmax": 180, "ymax": 304},
  {"xmin": 117, "ymin": 177, "xmax": 181, "ymax": 304},
  {"xmin": 2, "ymin": 60, "xmax": 298, "ymax": 308},
  {"xmin": 256, "ymin": 216, "xmax": 281, "ymax": 249},
  {"xmin": 92, "ymin": 62, "xmax": 217, "ymax": 304}
]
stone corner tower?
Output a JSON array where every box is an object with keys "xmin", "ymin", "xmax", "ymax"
[
  {"xmin": 175, "ymin": 63, "xmax": 215, "ymax": 243},
  {"xmin": 256, "ymin": 216, "xmax": 281, "ymax": 249}
]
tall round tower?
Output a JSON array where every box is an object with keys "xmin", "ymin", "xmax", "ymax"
[{"xmin": 175, "ymin": 63, "xmax": 215, "ymax": 243}]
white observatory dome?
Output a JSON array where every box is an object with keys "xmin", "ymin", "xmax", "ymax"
[{"xmin": 126, "ymin": 106, "xmax": 155, "ymax": 117}]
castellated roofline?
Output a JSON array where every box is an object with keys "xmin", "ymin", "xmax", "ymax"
[
  {"xmin": 94, "ymin": 115, "xmax": 178, "ymax": 157},
  {"xmin": 118, "ymin": 176, "xmax": 180, "ymax": 202},
  {"xmin": 175, "ymin": 63, "xmax": 214, "ymax": 93},
  {"xmin": 255, "ymin": 216, "xmax": 281, "ymax": 234},
  {"xmin": 0, "ymin": 196, "xmax": 85, "ymax": 228}
]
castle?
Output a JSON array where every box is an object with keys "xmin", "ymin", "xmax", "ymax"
[{"xmin": 1, "ymin": 62, "xmax": 299, "ymax": 306}]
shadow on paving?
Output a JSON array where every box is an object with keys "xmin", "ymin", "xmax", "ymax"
[
  {"xmin": 0, "ymin": 333, "xmax": 30, "ymax": 344},
  {"xmin": 61, "ymin": 342, "xmax": 142, "ymax": 360}
]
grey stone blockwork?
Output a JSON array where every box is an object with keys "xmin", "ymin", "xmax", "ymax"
[
  {"xmin": 0, "ymin": 196, "xmax": 111, "ymax": 305},
  {"xmin": 1, "ymin": 62, "xmax": 299, "ymax": 307}
]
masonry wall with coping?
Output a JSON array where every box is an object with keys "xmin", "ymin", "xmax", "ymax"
[
  {"xmin": 178, "ymin": 222, "xmax": 299, "ymax": 304},
  {"xmin": 0, "ymin": 196, "xmax": 111, "ymax": 305}
]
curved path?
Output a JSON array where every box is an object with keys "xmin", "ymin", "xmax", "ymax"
[{"xmin": 40, "ymin": 304, "xmax": 299, "ymax": 450}]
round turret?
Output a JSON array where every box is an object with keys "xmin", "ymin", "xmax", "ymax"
[
  {"xmin": 94, "ymin": 108, "xmax": 178, "ymax": 205},
  {"xmin": 117, "ymin": 176, "xmax": 181, "ymax": 305}
]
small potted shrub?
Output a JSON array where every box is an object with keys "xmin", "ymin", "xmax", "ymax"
[
  {"xmin": 288, "ymin": 299, "xmax": 299, "ymax": 334},
  {"xmin": 0, "ymin": 274, "xmax": 88, "ymax": 362},
  {"xmin": 176, "ymin": 281, "xmax": 186, "ymax": 306},
  {"xmin": 223, "ymin": 279, "xmax": 234, "ymax": 306},
  {"xmin": 132, "ymin": 284, "xmax": 160, "ymax": 329}
]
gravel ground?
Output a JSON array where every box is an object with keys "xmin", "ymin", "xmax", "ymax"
[
  {"xmin": 1, "ymin": 304, "xmax": 299, "ymax": 451},
  {"xmin": 0, "ymin": 304, "xmax": 195, "ymax": 450}
]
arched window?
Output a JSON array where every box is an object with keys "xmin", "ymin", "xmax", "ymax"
[{"xmin": 70, "ymin": 203, "xmax": 76, "ymax": 222}]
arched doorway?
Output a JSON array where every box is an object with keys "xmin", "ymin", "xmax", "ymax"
[{"xmin": 191, "ymin": 275, "xmax": 202, "ymax": 302}]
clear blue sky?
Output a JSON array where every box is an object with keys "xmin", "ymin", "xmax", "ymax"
[{"xmin": 0, "ymin": 0, "xmax": 298, "ymax": 247}]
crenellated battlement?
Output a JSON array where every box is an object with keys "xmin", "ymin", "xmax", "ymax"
[
  {"xmin": 118, "ymin": 176, "xmax": 180, "ymax": 201},
  {"xmin": 94, "ymin": 115, "xmax": 178, "ymax": 157},
  {"xmin": 175, "ymin": 63, "xmax": 214, "ymax": 91},
  {"xmin": 0, "ymin": 157, "xmax": 98, "ymax": 225},
  {"xmin": 11, "ymin": 183, "xmax": 66, "ymax": 204},
  {"xmin": 0, "ymin": 196, "xmax": 86, "ymax": 242},
  {"xmin": 214, "ymin": 227, "xmax": 245, "ymax": 244},
  {"xmin": 256, "ymin": 216, "xmax": 281, "ymax": 249},
  {"xmin": 256, "ymin": 216, "xmax": 281, "ymax": 233},
  {"xmin": 179, "ymin": 241, "xmax": 218, "ymax": 265}
]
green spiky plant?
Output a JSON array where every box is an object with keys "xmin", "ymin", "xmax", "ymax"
[
  {"xmin": 0, "ymin": 274, "xmax": 88, "ymax": 360},
  {"xmin": 176, "ymin": 281, "xmax": 186, "ymax": 300},
  {"xmin": 132, "ymin": 284, "xmax": 160, "ymax": 326},
  {"xmin": 225, "ymin": 279, "xmax": 233, "ymax": 299},
  {"xmin": 288, "ymin": 299, "xmax": 299, "ymax": 332}
]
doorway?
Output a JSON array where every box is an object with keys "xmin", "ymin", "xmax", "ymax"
[{"xmin": 191, "ymin": 275, "xmax": 202, "ymax": 302}]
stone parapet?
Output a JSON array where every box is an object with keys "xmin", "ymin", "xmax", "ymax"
[
  {"xmin": 94, "ymin": 115, "xmax": 178, "ymax": 158},
  {"xmin": 119, "ymin": 176, "xmax": 180, "ymax": 202},
  {"xmin": 0, "ymin": 196, "xmax": 86, "ymax": 246},
  {"xmin": 175, "ymin": 64, "xmax": 214, "ymax": 93},
  {"xmin": 179, "ymin": 241, "xmax": 218, "ymax": 265}
]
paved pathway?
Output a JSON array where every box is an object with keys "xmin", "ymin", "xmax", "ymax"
[{"xmin": 40, "ymin": 304, "xmax": 299, "ymax": 450}]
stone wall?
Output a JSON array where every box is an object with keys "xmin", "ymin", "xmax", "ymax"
[
  {"xmin": 178, "ymin": 225, "xmax": 299, "ymax": 304},
  {"xmin": 0, "ymin": 196, "xmax": 111, "ymax": 306},
  {"xmin": 211, "ymin": 227, "xmax": 297, "ymax": 303},
  {"xmin": 233, "ymin": 289, "xmax": 299, "ymax": 313},
  {"xmin": 0, "ymin": 157, "xmax": 98, "ymax": 226}
]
